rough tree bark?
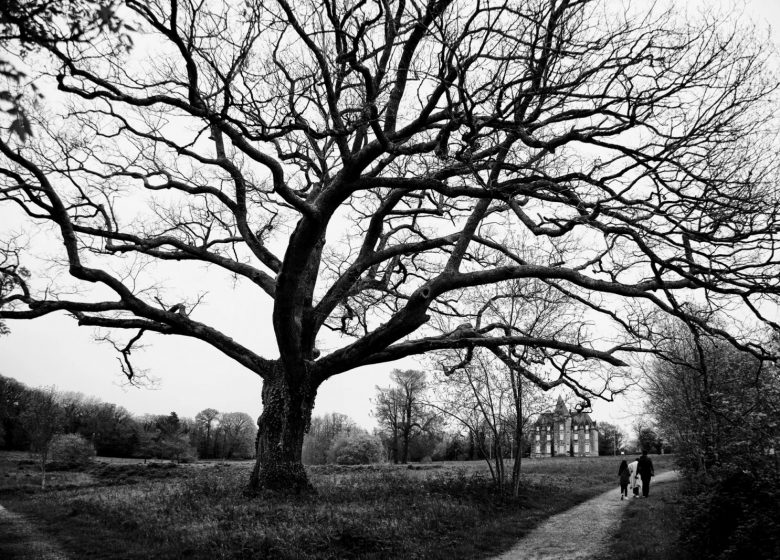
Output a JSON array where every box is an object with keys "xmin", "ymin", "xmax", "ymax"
[{"xmin": 249, "ymin": 362, "xmax": 317, "ymax": 492}]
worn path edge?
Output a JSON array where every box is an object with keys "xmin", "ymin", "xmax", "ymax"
[
  {"xmin": 490, "ymin": 470, "xmax": 680, "ymax": 560},
  {"xmin": 0, "ymin": 503, "xmax": 69, "ymax": 560}
]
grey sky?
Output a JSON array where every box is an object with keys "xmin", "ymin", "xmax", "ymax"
[{"xmin": 1, "ymin": 0, "xmax": 778, "ymax": 434}]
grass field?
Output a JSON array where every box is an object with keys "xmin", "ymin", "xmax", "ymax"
[
  {"xmin": 602, "ymin": 478, "xmax": 685, "ymax": 560},
  {"xmin": 0, "ymin": 452, "xmax": 677, "ymax": 559}
]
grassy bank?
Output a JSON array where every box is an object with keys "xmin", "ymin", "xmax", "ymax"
[
  {"xmin": 0, "ymin": 453, "xmax": 677, "ymax": 559},
  {"xmin": 602, "ymin": 479, "xmax": 685, "ymax": 560}
]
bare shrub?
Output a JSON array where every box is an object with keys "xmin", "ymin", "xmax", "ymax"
[
  {"xmin": 49, "ymin": 433, "xmax": 96, "ymax": 468},
  {"xmin": 328, "ymin": 433, "xmax": 384, "ymax": 465}
]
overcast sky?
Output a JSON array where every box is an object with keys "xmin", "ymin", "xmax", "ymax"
[{"xmin": 1, "ymin": 0, "xmax": 778, "ymax": 434}]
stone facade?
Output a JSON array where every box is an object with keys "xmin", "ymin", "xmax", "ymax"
[{"xmin": 532, "ymin": 396, "xmax": 599, "ymax": 458}]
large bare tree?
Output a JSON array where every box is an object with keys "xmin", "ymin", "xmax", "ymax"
[
  {"xmin": 374, "ymin": 368, "xmax": 435, "ymax": 463},
  {"xmin": 644, "ymin": 317, "xmax": 780, "ymax": 473},
  {"xmin": 432, "ymin": 350, "xmax": 549, "ymax": 495},
  {"xmin": 1, "ymin": 0, "xmax": 780, "ymax": 492},
  {"xmin": 431, "ymin": 277, "xmax": 567, "ymax": 495},
  {"xmin": 20, "ymin": 386, "xmax": 63, "ymax": 489}
]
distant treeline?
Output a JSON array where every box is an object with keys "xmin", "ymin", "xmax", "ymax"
[{"xmin": 0, "ymin": 374, "xmax": 256, "ymax": 461}]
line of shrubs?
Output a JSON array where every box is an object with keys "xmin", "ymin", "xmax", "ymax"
[{"xmin": 678, "ymin": 455, "xmax": 780, "ymax": 560}]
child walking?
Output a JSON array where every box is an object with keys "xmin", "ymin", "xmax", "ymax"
[
  {"xmin": 618, "ymin": 459, "xmax": 630, "ymax": 500},
  {"xmin": 628, "ymin": 457, "xmax": 640, "ymax": 497}
]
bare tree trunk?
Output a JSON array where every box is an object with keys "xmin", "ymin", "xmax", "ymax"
[
  {"xmin": 401, "ymin": 399, "xmax": 413, "ymax": 464},
  {"xmin": 511, "ymin": 412, "xmax": 522, "ymax": 497},
  {"xmin": 39, "ymin": 450, "xmax": 47, "ymax": 490},
  {"xmin": 248, "ymin": 363, "xmax": 316, "ymax": 494},
  {"xmin": 511, "ymin": 374, "xmax": 523, "ymax": 497},
  {"xmin": 494, "ymin": 439, "xmax": 504, "ymax": 494}
]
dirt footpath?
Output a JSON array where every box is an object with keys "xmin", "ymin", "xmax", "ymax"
[
  {"xmin": 491, "ymin": 470, "xmax": 680, "ymax": 560},
  {"xmin": 0, "ymin": 504, "xmax": 68, "ymax": 560}
]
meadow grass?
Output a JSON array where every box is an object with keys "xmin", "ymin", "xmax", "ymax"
[
  {"xmin": 0, "ymin": 453, "xmax": 678, "ymax": 559},
  {"xmin": 602, "ymin": 479, "xmax": 685, "ymax": 560},
  {"xmin": 0, "ymin": 451, "xmax": 96, "ymax": 492}
]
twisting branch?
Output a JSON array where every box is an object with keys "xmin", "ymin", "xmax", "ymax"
[{"xmin": 1, "ymin": 1, "xmax": 779, "ymax": 468}]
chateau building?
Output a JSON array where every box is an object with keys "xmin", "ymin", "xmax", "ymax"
[{"xmin": 533, "ymin": 396, "xmax": 599, "ymax": 458}]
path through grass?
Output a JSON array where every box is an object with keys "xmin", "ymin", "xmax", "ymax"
[
  {"xmin": 0, "ymin": 453, "xmax": 677, "ymax": 559},
  {"xmin": 600, "ymin": 478, "xmax": 685, "ymax": 560}
]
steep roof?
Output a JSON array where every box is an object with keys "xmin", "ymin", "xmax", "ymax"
[
  {"xmin": 555, "ymin": 396, "xmax": 568, "ymax": 417},
  {"xmin": 533, "ymin": 397, "xmax": 599, "ymax": 430},
  {"xmin": 535, "ymin": 412, "xmax": 555, "ymax": 424},
  {"xmin": 571, "ymin": 411, "xmax": 597, "ymax": 427}
]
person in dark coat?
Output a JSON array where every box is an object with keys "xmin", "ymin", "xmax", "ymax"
[
  {"xmin": 636, "ymin": 449, "xmax": 655, "ymax": 497},
  {"xmin": 618, "ymin": 459, "xmax": 631, "ymax": 500}
]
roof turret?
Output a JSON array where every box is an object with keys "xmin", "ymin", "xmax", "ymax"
[{"xmin": 555, "ymin": 395, "xmax": 568, "ymax": 417}]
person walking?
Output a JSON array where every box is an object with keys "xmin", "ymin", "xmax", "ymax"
[
  {"xmin": 627, "ymin": 457, "xmax": 640, "ymax": 498},
  {"xmin": 618, "ymin": 458, "xmax": 631, "ymax": 500},
  {"xmin": 637, "ymin": 449, "xmax": 655, "ymax": 497}
]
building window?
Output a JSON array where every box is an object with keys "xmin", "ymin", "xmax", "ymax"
[
  {"xmin": 559, "ymin": 445, "xmax": 565, "ymax": 454},
  {"xmin": 574, "ymin": 432, "xmax": 578, "ymax": 441},
  {"xmin": 585, "ymin": 442, "xmax": 590, "ymax": 453},
  {"xmin": 536, "ymin": 433, "xmax": 540, "ymax": 441},
  {"xmin": 546, "ymin": 433, "xmax": 551, "ymax": 441},
  {"xmin": 536, "ymin": 444, "xmax": 541, "ymax": 454}
]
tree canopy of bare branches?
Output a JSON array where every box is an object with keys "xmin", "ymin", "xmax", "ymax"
[
  {"xmin": 1, "ymin": 0, "xmax": 780, "ymax": 492},
  {"xmin": 374, "ymin": 368, "xmax": 436, "ymax": 463},
  {"xmin": 644, "ymin": 317, "xmax": 780, "ymax": 472}
]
